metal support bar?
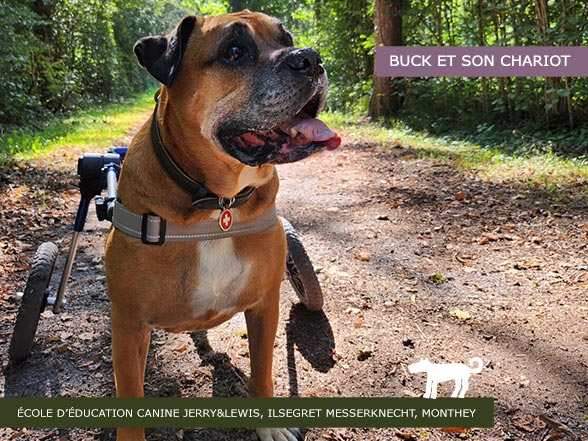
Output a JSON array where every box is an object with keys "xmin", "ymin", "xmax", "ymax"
[
  {"xmin": 52, "ymin": 196, "xmax": 91, "ymax": 313},
  {"xmin": 74, "ymin": 197, "xmax": 91, "ymax": 233},
  {"xmin": 105, "ymin": 166, "xmax": 119, "ymax": 221},
  {"xmin": 49, "ymin": 149, "xmax": 126, "ymax": 313},
  {"xmin": 52, "ymin": 231, "xmax": 81, "ymax": 313}
]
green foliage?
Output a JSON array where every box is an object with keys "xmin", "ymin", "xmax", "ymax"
[
  {"xmin": 313, "ymin": 0, "xmax": 373, "ymax": 111},
  {"xmin": 196, "ymin": 0, "xmax": 227, "ymax": 16},
  {"xmin": 323, "ymin": 110, "xmax": 588, "ymax": 185},
  {"xmin": 397, "ymin": 0, "xmax": 588, "ymax": 142},
  {"xmin": 0, "ymin": 1, "xmax": 48, "ymax": 124},
  {"xmin": 5, "ymin": 0, "xmax": 588, "ymax": 159},
  {"xmin": 0, "ymin": 0, "xmax": 193, "ymax": 130},
  {"xmin": 0, "ymin": 89, "xmax": 156, "ymax": 163},
  {"xmin": 247, "ymin": 0, "xmax": 374, "ymax": 113}
]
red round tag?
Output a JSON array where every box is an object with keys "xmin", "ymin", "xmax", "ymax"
[{"xmin": 218, "ymin": 209, "xmax": 233, "ymax": 231}]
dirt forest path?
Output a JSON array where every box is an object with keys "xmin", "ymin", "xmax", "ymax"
[{"xmin": 1, "ymin": 123, "xmax": 587, "ymax": 441}]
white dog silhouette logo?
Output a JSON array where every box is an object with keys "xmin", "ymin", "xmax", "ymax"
[{"xmin": 408, "ymin": 357, "xmax": 483, "ymax": 398}]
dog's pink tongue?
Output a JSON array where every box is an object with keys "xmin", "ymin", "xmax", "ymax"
[
  {"xmin": 290, "ymin": 117, "xmax": 335, "ymax": 141},
  {"xmin": 286, "ymin": 117, "xmax": 341, "ymax": 150}
]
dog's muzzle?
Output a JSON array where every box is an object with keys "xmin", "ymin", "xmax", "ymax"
[{"xmin": 218, "ymin": 48, "xmax": 341, "ymax": 166}]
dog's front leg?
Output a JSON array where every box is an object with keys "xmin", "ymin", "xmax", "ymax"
[
  {"xmin": 246, "ymin": 300, "xmax": 302, "ymax": 441},
  {"xmin": 245, "ymin": 304, "xmax": 278, "ymax": 399},
  {"xmin": 111, "ymin": 304, "xmax": 151, "ymax": 441}
]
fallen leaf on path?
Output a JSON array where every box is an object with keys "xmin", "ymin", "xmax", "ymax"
[
  {"xmin": 60, "ymin": 313, "xmax": 73, "ymax": 322},
  {"xmin": 455, "ymin": 191, "xmax": 467, "ymax": 201},
  {"xmin": 539, "ymin": 415, "xmax": 577, "ymax": 436},
  {"xmin": 356, "ymin": 349, "xmax": 373, "ymax": 361},
  {"xmin": 514, "ymin": 261, "xmax": 541, "ymax": 270},
  {"xmin": 45, "ymin": 335, "xmax": 61, "ymax": 343},
  {"xmin": 479, "ymin": 233, "xmax": 499, "ymax": 245},
  {"xmin": 449, "ymin": 309, "xmax": 471, "ymax": 320},
  {"xmin": 173, "ymin": 343, "xmax": 189, "ymax": 352},
  {"xmin": 440, "ymin": 428, "xmax": 469, "ymax": 434},
  {"xmin": 331, "ymin": 348, "xmax": 343, "ymax": 361},
  {"xmin": 9, "ymin": 429, "xmax": 27, "ymax": 440},
  {"xmin": 455, "ymin": 254, "xmax": 474, "ymax": 266},
  {"xmin": 512, "ymin": 414, "xmax": 543, "ymax": 433},
  {"xmin": 324, "ymin": 429, "xmax": 352, "ymax": 441},
  {"xmin": 78, "ymin": 332, "xmax": 95, "ymax": 341},
  {"xmin": 60, "ymin": 332, "xmax": 73, "ymax": 341},
  {"xmin": 394, "ymin": 431, "xmax": 417, "ymax": 440},
  {"xmin": 355, "ymin": 251, "xmax": 372, "ymax": 262}
]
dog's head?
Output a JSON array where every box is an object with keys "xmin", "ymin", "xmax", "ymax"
[
  {"xmin": 407, "ymin": 358, "xmax": 430, "ymax": 374},
  {"xmin": 134, "ymin": 11, "xmax": 340, "ymax": 167}
]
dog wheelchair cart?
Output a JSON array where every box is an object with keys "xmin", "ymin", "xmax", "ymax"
[{"xmin": 9, "ymin": 147, "xmax": 324, "ymax": 364}]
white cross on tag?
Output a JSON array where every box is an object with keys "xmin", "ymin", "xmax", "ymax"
[{"xmin": 218, "ymin": 209, "xmax": 233, "ymax": 231}]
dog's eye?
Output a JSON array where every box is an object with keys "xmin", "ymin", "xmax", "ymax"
[{"xmin": 224, "ymin": 45, "xmax": 244, "ymax": 63}]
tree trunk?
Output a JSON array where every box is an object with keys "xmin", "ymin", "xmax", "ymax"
[
  {"xmin": 31, "ymin": 0, "xmax": 57, "ymax": 108},
  {"xmin": 314, "ymin": 0, "xmax": 322, "ymax": 22},
  {"xmin": 473, "ymin": 1, "xmax": 490, "ymax": 116},
  {"xmin": 369, "ymin": 0, "xmax": 403, "ymax": 119},
  {"xmin": 535, "ymin": 0, "xmax": 561, "ymax": 121}
]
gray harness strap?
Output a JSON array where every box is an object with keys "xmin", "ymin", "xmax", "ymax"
[{"xmin": 112, "ymin": 201, "xmax": 278, "ymax": 244}]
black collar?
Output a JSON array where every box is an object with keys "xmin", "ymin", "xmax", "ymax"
[{"xmin": 150, "ymin": 95, "xmax": 255, "ymax": 211}]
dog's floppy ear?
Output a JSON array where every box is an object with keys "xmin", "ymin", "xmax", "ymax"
[{"xmin": 133, "ymin": 16, "xmax": 196, "ymax": 87}]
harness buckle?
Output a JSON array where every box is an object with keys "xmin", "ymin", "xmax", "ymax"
[{"xmin": 141, "ymin": 213, "xmax": 166, "ymax": 245}]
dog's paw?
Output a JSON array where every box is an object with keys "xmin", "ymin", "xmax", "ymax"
[{"xmin": 256, "ymin": 427, "xmax": 303, "ymax": 441}]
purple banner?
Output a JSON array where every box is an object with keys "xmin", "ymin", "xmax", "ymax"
[{"xmin": 375, "ymin": 46, "xmax": 588, "ymax": 77}]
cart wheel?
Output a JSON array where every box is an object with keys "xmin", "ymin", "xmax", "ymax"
[
  {"xmin": 9, "ymin": 241, "xmax": 59, "ymax": 363},
  {"xmin": 281, "ymin": 217, "xmax": 324, "ymax": 311}
]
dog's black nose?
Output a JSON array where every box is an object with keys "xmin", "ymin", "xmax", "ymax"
[{"xmin": 286, "ymin": 48, "xmax": 323, "ymax": 76}]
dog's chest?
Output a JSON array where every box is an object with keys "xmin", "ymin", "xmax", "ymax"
[{"xmin": 191, "ymin": 238, "xmax": 251, "ymax": 315}]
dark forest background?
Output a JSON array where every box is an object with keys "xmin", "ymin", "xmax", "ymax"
[{"xmin": 2, "ymin": 0, "xmax": 588, "ymax": 155}]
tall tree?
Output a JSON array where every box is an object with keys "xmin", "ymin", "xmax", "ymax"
[{"xmin": 369, "ymin": 0, "xmax": 403, "ymax": 119}]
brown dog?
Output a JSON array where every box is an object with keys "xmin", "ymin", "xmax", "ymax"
[{"xmin": 104, "ymin": 10, "xmax": 339, "ymax": 441}]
